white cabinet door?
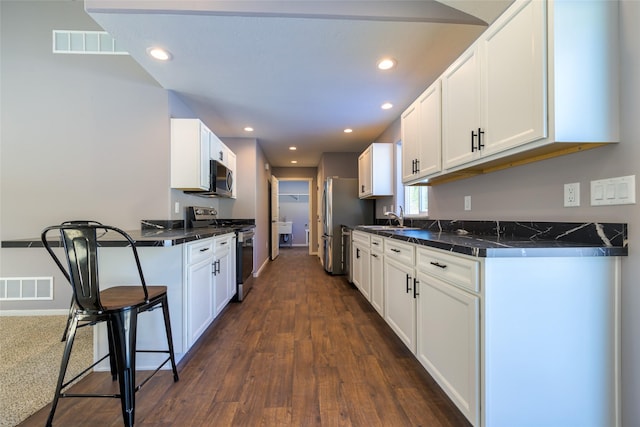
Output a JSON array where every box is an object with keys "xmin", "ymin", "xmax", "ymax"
[
  {"xmin": 370, "ymin": 251, "xmax": 384, "ymax": 316},
  {"xmin": 416, "ymin": 271, "xmax": 479, "ymax": 426},
  {"xmin": 480, "ymin": 0, "xmax": 546, "ymax": 156},
  {"xmin": 210, "ymin": 132, "xmax": 225, "ymax": 165},
  {"xmin": 442, "ymin": 46, "xmax": 482, "ymax": 170},
  {"xmin": 186, "ymin": 258, "xmax": 214, "ymax": 347},
  {"xmin": 352, "ymin": 241, "xmax": 371, "ymax": 300},
  {"xmin": 403, "ymin": 80, "xmax": 443, "ymax": 184},
  {"xmin": 401, "ymin": 101, "xmax": 420, "ymax": 183},
  {"xmin": 383, "ymin": 256, "xmax": 416, "ymax": 353},
  {"xmin": 213, "ymin": 238, "xmax": 233, "ymax": 316},
  {"xmin": 170, "ymin": 118, "xmax": 211, "ymax": 191},
  {"xmin": 358, "ymin": 146, "xmax": 372, "ymax": 198},
  {"xmin": 415, "ymin": 80, "xmax": 442, "ymax": 178}
]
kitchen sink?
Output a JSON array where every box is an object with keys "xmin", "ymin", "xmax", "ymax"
[{"xmin": 358, "ymin": 225, "xmax": 421, "ymax": 231}]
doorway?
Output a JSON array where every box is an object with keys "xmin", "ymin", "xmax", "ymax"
[{"xmin": 275, "ymin": 178, "xmax": 313, "ymax": 255}]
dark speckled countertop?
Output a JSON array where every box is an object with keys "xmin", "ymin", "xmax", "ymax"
[
  {"xmin": 1, "ymin": 219, "xmax": 256, "ymax": 248},
  {"xmin": 353, "ymin": 220, "xmax": 628, "ymax": 258}
]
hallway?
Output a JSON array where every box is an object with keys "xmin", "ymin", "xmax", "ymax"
[{"xmin": 22, "ymin": 247, "xmax": 469, "ymax": 426}]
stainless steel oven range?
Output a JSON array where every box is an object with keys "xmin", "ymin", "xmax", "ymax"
[{"xmin": 236, "ymin": 228, "xmax": 254, "ymax": 301}]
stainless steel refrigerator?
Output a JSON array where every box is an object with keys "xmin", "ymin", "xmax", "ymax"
[{"xmin": 322, "ymin": 177, "xmax": 373, "ymax": 275}]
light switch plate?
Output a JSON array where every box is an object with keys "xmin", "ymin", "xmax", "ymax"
[
  {"xmin": 591, "ymin": 175, "xmax": 636, "ymax": 206},
  {"xmin": 464, "ymin": 195, "xmax": 471, "ymax": 211}
]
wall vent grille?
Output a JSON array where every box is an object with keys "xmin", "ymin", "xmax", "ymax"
[
  {"xmin": 53, "ymin": 30, "xmax": 129, "ymax": 55},
  {"xmin": 0, "ymin": 277, "xmax": 53, "ymax": 301}
]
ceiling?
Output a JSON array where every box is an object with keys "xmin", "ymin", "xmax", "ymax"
[{"xmin": 85, "ymin": 0, "xmax": 513, "ymax": 168}]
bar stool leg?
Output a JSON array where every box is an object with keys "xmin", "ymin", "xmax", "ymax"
[
  {"xmin": 110, "ymin": 309, "xmax": 137, "ymax": 427},
  {"xmin": 160, "ymin": 296, "xmax": 180, "ymax": 382},
  {"xmin": 47, "ymin": 316, "xmax": 79, "ymax": 427}
]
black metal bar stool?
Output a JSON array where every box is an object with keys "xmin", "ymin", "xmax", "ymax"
[{"xmin": 41, "ymin": 223, "xmax": 179, "ymax": 426}]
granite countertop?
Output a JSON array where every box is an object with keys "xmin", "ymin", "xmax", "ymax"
[
  {"xmin": 354, "ymin": 220, "xmax": 628, "ymax": 258},
  {"xmin": 2, "ymin": 221, "xmax": 256, "ymax": 249}
]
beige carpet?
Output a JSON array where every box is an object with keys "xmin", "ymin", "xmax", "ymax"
[{"xmin": 0, "ymin": 315, "xmax": 92, "ymax": 427}]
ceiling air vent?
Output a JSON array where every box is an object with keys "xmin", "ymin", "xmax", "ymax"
[{"xmin": 52, "ymin": 30, "xmax": 129, "ymax": 55}]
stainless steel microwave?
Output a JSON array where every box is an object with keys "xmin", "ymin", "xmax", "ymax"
[
  {"xmin": 186, "ymin": 160, "xmax": 232, "ymax": 198},
  {"xmin": 210, "ymin": 160, "xmax": 233, "ymax": 197}
]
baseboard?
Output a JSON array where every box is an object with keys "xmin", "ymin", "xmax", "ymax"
[
  {"xmin": 254, "ymin": 257, "xmax": 270, "ymax": 278},
  {"xmin": 0, "ymin": 309, "xmax": 69, "ymax": 316}
]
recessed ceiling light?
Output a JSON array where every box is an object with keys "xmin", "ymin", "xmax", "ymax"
[
  {"xmin": 344, "ymin": 128, "xmax": 353, "ymax": 134},
  {"xmin": 377, "ymin": 58, "xmax": 396, "ymax": 71},
  {"xmin": 289, "ymin": 146, "xmax": 297, "ymax": 150},
  {"xmin": 381, "ymin": 102, "xmax": 393, "ymax": 110},
  {"xmin": 244, "ymin": 127, "xmax": 254, "ymax": 132},
  {"xmin": 147, "ymin": 47, "xmax": 172, "ymax": 61},
  {"xmin": 291, "ymin": 160, "xmax": 298, "ymax": 164}
]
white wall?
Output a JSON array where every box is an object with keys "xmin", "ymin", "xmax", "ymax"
[{"xmin": 0, "ymin": 1, "xmax": 174, "ymax": 310}]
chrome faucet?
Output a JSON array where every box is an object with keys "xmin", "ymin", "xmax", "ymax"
[{"xmin": 384, "ymin": 206, "xmax": 404, "ymax": 227}]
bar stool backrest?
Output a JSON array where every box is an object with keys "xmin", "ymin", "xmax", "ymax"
[{"xmin": 41, "ymin": 223, "xmax": 149, "ymax": 313}]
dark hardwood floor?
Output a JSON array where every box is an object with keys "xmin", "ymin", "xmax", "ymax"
[{"xmin": 20, "ymin": 247, "xmax": 470, "ymax": 426}]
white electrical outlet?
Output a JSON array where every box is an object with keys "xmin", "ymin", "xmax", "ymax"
[
  {"xmin": 564, "ymin": 183, "xmax": 580, "ymax": 207},
  {"xmin": 464, "ymin": 196, "xmax": 471, "ymax": 211}
]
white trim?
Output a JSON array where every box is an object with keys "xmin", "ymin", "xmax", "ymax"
[
  {"xmin": 254, "ymin": 257, "xmax": 270, "ymax": 278},
  {"xmin": 0, "ymin": 309, "xmax": 69, "ymax": 317}
]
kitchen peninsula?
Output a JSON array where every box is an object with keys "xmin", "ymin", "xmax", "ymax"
[
  {"xmin": 351, "ymin": 220, "xmax": 626, "ymax": 427},
  {"xmin": 2, "ymin": 220, "xmax": 255, "ymax": 370}
]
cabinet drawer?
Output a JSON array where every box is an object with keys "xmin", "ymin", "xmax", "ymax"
[
  {"xmin": 214, "ymin": 234, "xmax": 233, "ymax": 250},
  {"xmin": 384, "ymin": 239, "xmax": 414, "ymax": 265},
  {"xmin": 416, "ymin": 247, "xmax": 479, "ymax": 293},
  {"xmin": 187, "ymin": 239, "xmax": 214, "ymax": 264},
  {"xmin": 352, "ymin": 230, "xmax": 371, "ymax": 245},
  {"xmin": 370, "ymin": 235, "xmax": 384, "ymax": 252}
]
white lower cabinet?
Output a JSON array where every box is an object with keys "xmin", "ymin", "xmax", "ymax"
[
  {"xmin": 352, "ymin": 231, "xmax": 371, "ymax": 300},
  {"xmin": 185, "ymin": 233, "xmax": 236, "ymax": 349},
  {"xmin": 213, "ymin": 234, "xmax": 235, "ymax": 316},
  {"xmin": 383, "ymin": 239, "xmax": 416, "ymax": 353},
  {"xmin": 354, "ymin": 231, "xmax": 620, "ymax": 427},
  {"xmin": 186, "ymin": 239, "xmax": 215, "ymax": 348},
  {"xmin": 416, "ymin": 268, "xmax": 479, "ymax": 425},
  {"xmin": 369, "ymin": 236, "xmax": 384, "ymax": 316},
  {"xmin": 415, "ymin": 246, "xmax": 480, "ymax": 425}
]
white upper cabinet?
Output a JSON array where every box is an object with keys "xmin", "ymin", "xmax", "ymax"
[
  {"xmin": 415, "ymin": 0, "xmax": 618, "ymax": 182},
  {"xmin": 442, "ymin": 46, "xmax": 482, "ymax": 169},
  {"xmin": 210, "ymin": 132, "xmax": 233, "ymax": 169},
  {"xmin": 358, "ymin": 143, "xmax": 393, "ymax": 198},
  {"xmin": 402, "ymin": 80, "xmax": 442, "ymax": 184},
  {"xmin": 443, "ymin": 0, "xmax": 545, "ymax": 170},
  {"xmin": 171, "ymin": 118, "xmax": 237, "ymax": 196},
  {"xmin": 479, "ymin": 0, "xmax": 546, "ymax": 157},
  {"xmin": 170, "ymin": 118, "xmax": 211, "ymax": 191}
]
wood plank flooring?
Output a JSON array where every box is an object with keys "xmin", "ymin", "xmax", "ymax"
[{"xmin": 20, "ymin": 247, "xmax": 470, "ymax": 426}]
